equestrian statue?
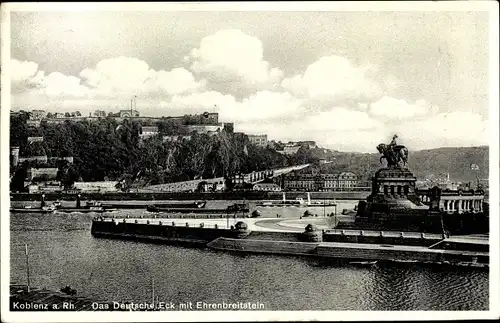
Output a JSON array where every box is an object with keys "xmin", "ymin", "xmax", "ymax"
[{"xmin": 376, "ymin": 135, "xmax": 409, "ymax": 168}]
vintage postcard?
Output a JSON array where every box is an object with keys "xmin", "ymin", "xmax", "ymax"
[{"xmin": 1, "ymin": 1, "xmax": 499, "ymax": 322}]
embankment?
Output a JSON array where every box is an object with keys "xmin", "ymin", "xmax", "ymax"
[{"xmin": 90, "ymin": 219, "xmax": 488, "ymax": 267}]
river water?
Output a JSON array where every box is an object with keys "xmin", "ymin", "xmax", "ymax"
[{"xmin": 10, "ymin": 200, "xmax": 489, "ymax": 311}]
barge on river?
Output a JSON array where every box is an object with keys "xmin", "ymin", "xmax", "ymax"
[
  {"xmin": 146, "ymin": 202, "xmax": 248, "ymax": 214},
  {"xmin": 257, "ymin": 192, "xmax": 337, "ymax": 208}
]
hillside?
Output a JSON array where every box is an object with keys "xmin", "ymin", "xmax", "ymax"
[{"xmin": 314, "ymin": 146, "xmax": 489, "ymax": 183}]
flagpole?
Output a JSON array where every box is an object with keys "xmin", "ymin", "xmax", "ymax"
[{"xmin": 25, "ymin": 243, "xmax": 31, "ymax": 292}]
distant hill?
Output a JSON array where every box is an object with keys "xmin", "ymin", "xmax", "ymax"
[
  {"xmin": 409, "ymin": 146, "xmax": 489, "ymax": 183},
  {"xmin": 312, "ymin": 146, "xmax": 489, "ymax": 183}
]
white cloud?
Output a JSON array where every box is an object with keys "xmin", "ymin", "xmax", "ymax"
[
  {"xmin": 169, "ymin": 91, "xmax": 236, "ymax": 108},
  {"xmin": 226, "ymin": 91, "xmax": 302, "ymax": 122},
  {"xmin": 43, "ymin": 72, "xmax": 89, "ymax": 97},
  {"xmin": 80, "ymin": 56, "xmax": 150, "ymax": 93},
  {"xmin": 11, "ymin": 59, "xmax": 88, "ymax": 97},
  {"xmin": 80, "ymin": 56, "xmax": 203, "ymax": 97},
  {"xmin": 11, "ymin": 59, "xmax": 40, "ymax": 83},
  {"xmin": 370, "ymin": 96, "xmax": 437, "ymax": 119},
  {"xmin": 160, "ymin": 91, "xmax": 237, "ymax": 116},
  {"xmin": 188, "ymin": 29, "xmax": 283, "ymax": 95},
  {"xmin": 145, "ymin": 68, "xmax": 205, "ymax": 96},
  {"xmin": 281, "ymin": 56, "xmax": 382, "ymax": 103},
  {"xmin": 163, "ymin": 90, "xmax": 302, "ymax": 123}
]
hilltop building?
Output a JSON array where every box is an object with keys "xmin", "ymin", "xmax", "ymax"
[
  {"xmin": 73, "ymin": 181, "xmax": 119, "ymax": 193},
  {"xmin": 248, "ymin": 134, "xmax": 268, "ymax": 147},
  {"xmin": 279, "ymin": 146, "xmax": 301, "ymax": 155},
  {"xmin": 119, "ymin": 110, "xmax": 140, "ymax": 118},
  {"xmin": 223, "ymin": 122, "xmax": 234, "ymax": 133},
  {"xmin": 10, "ymin": 147, "xmax": 20, "ymax": 168},
  {"xmin": 19, "ymin": 156, "xmax": 48, "ymax": 164},
  {"xmin": 253, "ymin": 182, "xmax": 282, "ymax": 192},
  {"xmin": 26, "ymin": 120, "xmax": 41, "ymax": 128},
  {"xmin": 186, "ymin": 124, "xmax": 225, "ymax": 135},
  {"xmin": 29, "ymin": 110, "xmax": 46, "ymax": 120},
  {"xmin": 162, "ymin": 135, "xmax": 192, "ymax": 143},
  {"xmin": 200, "ymin": 112, "xmax": 218, "ymax": 124},
  {"xmin": 94, "ymin": 110, "xmax": 107, "ymax": 117},
  {"xmin": 26, "ymin": 168, "xmax": 58, "ymax": 181},
  {"xmin": 140, "ymin": 126, "xmax": 159, "ymax": 139}
]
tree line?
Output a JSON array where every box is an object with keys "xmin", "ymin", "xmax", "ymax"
[{"xmin": 10, "ymin": 112, "xmax": 326, "ymax": 190}]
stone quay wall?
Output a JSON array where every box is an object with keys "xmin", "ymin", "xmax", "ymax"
[{"xmin": 90, "ymin": 219, "xmax": 488, "ymax": 266}]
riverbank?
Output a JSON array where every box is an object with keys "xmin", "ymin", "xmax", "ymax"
[{"xmin": 10, "ymin": 191, "xmax": 370, "ymax": 202}]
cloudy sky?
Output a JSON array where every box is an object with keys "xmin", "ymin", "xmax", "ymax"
[{"xmin": 9, "ymin": 7, "xmax": 491, "ymax": 152}]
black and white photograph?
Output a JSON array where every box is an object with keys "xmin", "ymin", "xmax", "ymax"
[{"xmin": 1, "ymin": 2, "xmax": 499, "ymax": 322}]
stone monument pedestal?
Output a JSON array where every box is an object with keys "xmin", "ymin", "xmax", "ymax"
[{"xmin": 338, "ymin": 167, "xmax": 441, "ymax": 232}]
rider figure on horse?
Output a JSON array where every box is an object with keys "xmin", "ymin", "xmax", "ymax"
[
  {"xmin": 387, "ymin": 135, "xmax": 399, "ymax": 165},
  {"xmin": 377, "ymin": 134, "xmax": 408, "ymax": 168},
  {"xmin": 389, "ymin": 134, "xmax": 398, "ymax": 152}
]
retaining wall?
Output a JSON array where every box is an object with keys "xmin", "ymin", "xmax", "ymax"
[
  {"xmin": 323, "ymin": 232, "xmax": 442, "ymax": 247},
  {"xmin": 90, "ymin": 220, "xmax": 488, "ymax": 266}
]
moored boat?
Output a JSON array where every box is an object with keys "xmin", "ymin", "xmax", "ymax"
[
  {"xmin": 149, "ymin": 201, "xmax": 207, "ymax": 209},
  {"xmin": 56, "ymin": 207, "xmax": 117, "ymax": 213},
  {"xmin": 100, "ymin": 201, "xmax": 207, "ymax": 210},
  {"xmin": 348, "ymin": 260, "xmax": 378, "ymax": 267},
  {"xmin": 146, "ymin": 203, "xmax": 249, "ymax": 214},
  {"xmin": 257, "ymin": 192, "xmax": 337, "ymax": 207},
  {"xmin": 10, "ymin": 206, "xmax": 56, "ymax": 214},
  {"xmin": 55, "ymin": 201, "xmax": 117, "ymax": 213}
]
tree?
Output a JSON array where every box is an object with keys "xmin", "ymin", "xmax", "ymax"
[
  {"xmin": 64, "ymin": 112, "xmax": 71, "ymax": 117},
  {"xmin": 10, "ymin": 168, "xmax": 28, "ymax": 192},
  {"xmin": 10, "ymin": 117, "xmax": 295, "ymax": 186},
  {"xmin": 47, "ymin": 112, "xmax": 54, "ymax": 119},
  {"xmin": 75, "ymin": 111, "xmax": 81, "ymax": 117}
]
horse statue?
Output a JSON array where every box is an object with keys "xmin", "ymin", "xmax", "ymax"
[{"xmin": 376, "ymin": 140, "xmax": 409, "ymax": 168}]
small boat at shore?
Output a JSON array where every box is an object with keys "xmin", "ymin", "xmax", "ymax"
[
  {"xmin": 100, "ymin": 201, "xmax": 207, "ymax": 210},
  {"xmin": 147, "ymin": 203, "xmax": 249, "ymax": 214},
  {"xmin": 349, "ymin": 260, "xmax": 378, "ymax": 267},
  {"xmin": 257, "ymin": 192, "xmax": 337, "ymax": 207},
  {"xmin": 10, "ymin": 206, "xmax": 56, "ymax": 214},
  {"xmin": 56, "ymin": 207, "xmax": 117, "ymax": 214},
  {"xmin": 148, "ymin": 201, "xmax": 207, "ymax": 209},
  {"xmin": 56, "ymin": 201, "xmax": 117, "ymax": 213}
]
